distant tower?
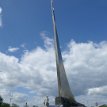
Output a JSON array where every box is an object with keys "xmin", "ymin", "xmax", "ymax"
[
  {"xmin": 51, "ymin": 0, "xmax": 85, "ymax": 107},
  {"xmin": 10, "ymin": 92, "xmax": 13, "ymax": 107},
  {"xmin": 44, "ymin": 96, "xmax": 49, "ymax": 107},
  {"xmin": 25, "ymin": 102, "xmax": 28, "ymax": 107}
]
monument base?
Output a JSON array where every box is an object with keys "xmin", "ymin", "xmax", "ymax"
[{"xmin": 55, "ymin": 97, "xmax": 85, "ymax": 107}]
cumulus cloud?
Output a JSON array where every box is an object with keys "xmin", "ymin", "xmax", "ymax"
[
  {"xmin": 88, "ymin": 86, "xmax": 107, "ymax": 96},
  {"xmin": 8, "ymin": 46, "xmax": 19, "ymax": 52},
  {"xmin": 0, "ymin": 37, "xmax": 107, "ymax": 106},
  {"xmin": 40, "ymin": 31, "xmax": 53, "ymax": 48},
  {"xmin": 0, "ymin": 7, "xmax": 2, "ymax": 14}
]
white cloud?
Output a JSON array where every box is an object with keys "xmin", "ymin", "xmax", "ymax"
[
  {"xmin": 8, "ymin": 46, "xmax": 19, "ymax": 52},
  {"xmin": 40, "ymin": 31, "xmax": 53, "ymax": 48},
  {"xmin": 76, "ymin": 95, "xmax": 107, "ymax": 107},
  {"xmin": 20, "ymin": 43, "xmax": 27, "ymax": 50},
  {"xmin": 0, "ymin": 7, "xmax": 2, "ymax": 27},
  {"xmin": 88, "ymin": 86, "xmax": 107, "ymax": 96},
  {"xmin": 0, "ymin": 37, "xmax": 107, "ymax": 106},
  {"xmin": 0, "ymin": 7, "xmax": 2, "ymax": 14}
]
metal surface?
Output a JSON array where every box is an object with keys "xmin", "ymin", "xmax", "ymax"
[{"xmin": 51, "ymin": 0, "xmax": 75, "ymax": 102}]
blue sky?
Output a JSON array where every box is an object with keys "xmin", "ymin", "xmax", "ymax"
[
  {"xmin": 0, "ymin": 0, "xmax": 107, "ymax": 55},
  {"xmin": 0, "ymin": 0, "xmax": 107, "ymax": 106}
]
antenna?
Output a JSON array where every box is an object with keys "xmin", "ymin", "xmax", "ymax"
[{"xmin": 10, "ymin": 92, "xmax": 13, "ymax": 107}]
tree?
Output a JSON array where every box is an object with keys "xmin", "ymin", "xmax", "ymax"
[
  {"xmin": 1, "ymin": 103, "xmax": 10, "ymax": 107},
  {"xmin": 11, "ymin": 103, "xmax": 19, "ymax": 107},
  {"xmin": 0, "ymin": 96, "xmax": 10, "ymax": 107},
  {"xmin": 0, "ymin": 96, "xmax": 3, "ymax": 106},
  {"xmin": 99, "ymin": 105, "xmax": 107, "ymax": 107},
  {"xmin": 33, "ymin": 105, "xmax": 38, "ymax": 107}
]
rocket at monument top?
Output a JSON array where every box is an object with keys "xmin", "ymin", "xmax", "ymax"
[{"xmin": 51, "ymin": 0, "xmax": 54, "ymax": 10}]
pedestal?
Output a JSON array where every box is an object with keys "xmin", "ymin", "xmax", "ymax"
[{"xmin": 55, "ymin": 97, "xmax": 85, "ymax": 107}]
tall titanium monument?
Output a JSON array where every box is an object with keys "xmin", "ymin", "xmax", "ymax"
[{"xmin": 51, "ymin": 0, "xmax": 85, "ymax": 107}]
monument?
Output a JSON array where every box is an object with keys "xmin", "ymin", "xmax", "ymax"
[{"xmin": 51, "ymin": 0, "xmax": 85, "ymax": 107}]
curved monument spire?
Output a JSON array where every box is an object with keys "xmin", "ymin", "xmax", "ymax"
[
  {"xmin": 51, "ymin": 0, "xmax": 75, "ymax": 102},
  {"xmin": 51, "ymin": 1, "xmax": 85, "ymax": 106}
]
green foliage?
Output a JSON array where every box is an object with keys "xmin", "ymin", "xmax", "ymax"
[
  {"xmin": 0, "ymin": 103, "xmax": 10, "ymax": 107},
  {"xmin": 99, "ymin": 105, "xmax": 107, "ymax": 107},
  {"xmin": 0, "ymin": 96, "xmax": 19, "ymax": 107},
  {"xmin": 0, "ymin": 96, "xmax": 3, "ymax": 106},
  {"xmin": 11, "ymin": 103, "xmax": 19, "ymax": 107},
  {"xmin": 0, "ymin": 96, "xmax": 10, "ymax": 107}
]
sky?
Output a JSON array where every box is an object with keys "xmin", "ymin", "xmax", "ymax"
[{"xmin": 0, "ymin": 0, "xmax": 107, "ymax": 106}]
